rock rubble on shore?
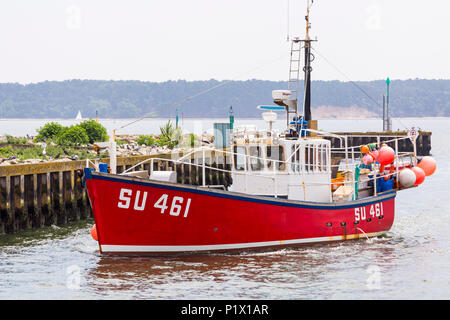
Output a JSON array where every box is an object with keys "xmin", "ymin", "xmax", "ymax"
[{"xmin": 0, "ymin": 133, "xmax": 215, "ymax": 166}]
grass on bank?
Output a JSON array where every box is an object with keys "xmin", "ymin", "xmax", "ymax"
[{"xmin": 0, "ymin": 145, "xmax": 108, "ymax": 162}]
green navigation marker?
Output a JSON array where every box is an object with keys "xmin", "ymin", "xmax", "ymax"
[
  {"xmin": 385, "ymin": 77, "xmax": 391, "ymax": 131},
  {"xmin": 386, "ymin": 77, "xmax": 390, "ymax": 106},
  {"xmin": 229, "ymin": 106, "xmax": 234, "ymax": 129}
]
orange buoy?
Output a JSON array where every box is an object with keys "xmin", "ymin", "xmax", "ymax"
[
  {"xmin": 377, "ymin": 146, "xmax": 395, "ymax": 165},
  {"xmin": 361, "ymin": 145, "xmax": 369, "ymax": 154},
  {"xmin": 417, "ymin": 156, "xmax": 436, "ymax": 176},
  {"xmin": 411, "ymin": 166, "xmax": 426, "ymax": 185},
  {"xmin": 91, "ymin": 224, "xmax": 98, "ymax": 241}
]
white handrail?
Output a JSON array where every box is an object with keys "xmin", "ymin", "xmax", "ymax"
[
  {"xmin": 112, "ymin": 134, "xmax": 415, "ymax": 201},
  {"xmin": 118, "ymin": 148, "xmax": 412, "ymax": 185},
  {"xmin": 120, "ymin": 140, "xmax": 414, "ymax": 178}
]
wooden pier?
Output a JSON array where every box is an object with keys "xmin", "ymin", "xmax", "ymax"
[
  {"xmin": 324, "ymin": 131, "xmax": 432, "ymax": 156},
  {"xmin": 0, "ymin": 151, "xmax": 231, "ymax": 235}
]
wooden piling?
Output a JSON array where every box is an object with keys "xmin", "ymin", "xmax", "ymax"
[
  {"xmin": 0, "ymin": 152, "xmax": 232, "ymax": 235},
  {"xmin": 24, "ymin": 174, "xmax": 34, "ymax": 230},
  {"xmin": 0, "ymin": 177, "xmax": 7, "ymax": 234},
  {"xmin": 10, "ymin": 176, "xmax": 22, "ymax": 233},
  {"xmin": 50, "ymin": 172, "xmax": 62, "ymax": 225}
]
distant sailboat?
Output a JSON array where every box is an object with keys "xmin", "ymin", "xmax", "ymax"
[{"xmin": 75, "ymin": 110, "xmax": 82, "ymax": 121}]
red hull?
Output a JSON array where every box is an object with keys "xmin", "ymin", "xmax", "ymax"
[{"xmin": 85, "ymin": 171, "xmax": 395, "ymax": 255}]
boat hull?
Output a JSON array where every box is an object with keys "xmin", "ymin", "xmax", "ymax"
[{"xmin": 85, "ymin": 171, "xmax": 395, "ymax": 255}]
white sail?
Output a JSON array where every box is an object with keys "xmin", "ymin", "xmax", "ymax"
[{"xmin": 75, "ymin": 110, "xmax": 82, "ymax": 121}]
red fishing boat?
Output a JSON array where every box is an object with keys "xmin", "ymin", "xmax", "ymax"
[
  {"xmin": 85, "ymin": 169, "xmax": 397, "ymax": 254},
  {"xmin": 84, "ymin": 2, "xmax": 435, "ymax": 255}
]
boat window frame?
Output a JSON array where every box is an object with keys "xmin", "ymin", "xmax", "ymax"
[
  {"xmin": 266, "ymin": 145, "xmax": 286, "ymax": 171},
  {"xmin": 307, "ymin": 144, "xmax": 314, "ymax": 172},
  {"xmin": 233, "ymin": 145, "xmax": 247, "ymax": 171},
  {"xmin": 291, "ymin": 145, "xmax": 296, "ymax": 172},
  {"xmin": 316, "ymin": 144, "xmax": 322, "ymax": 172},
  {"xmin": 248, "ymin": 145, "xmax": 264, "ymax": 171},
  {"xmin": 291, "ymin": 144, "xmax": 301, "ymax": 172},
  {"xmin": 320, "ymin": 143, "xmax": 328, "ymax": 172},
  {"xmin": 290, "ymin": 141, "xmax": 331, "ymax": 174}
]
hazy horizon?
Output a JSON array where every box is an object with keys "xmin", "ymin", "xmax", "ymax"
[
  {"xmin": 1, "ymin": 77, "xmax": 450, "ymax": 86},
  {"xmin": 1, "ymin": 0, "xmax": 449, "ymax": 84}
]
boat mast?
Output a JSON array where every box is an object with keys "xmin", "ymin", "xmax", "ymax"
[
  {"xmin": 302, "ymin": 0, "xmax": 314, "ymax": 122},
  {"xmin": 272, "ymin": 0, "xmax": 316, "ymax": 134}
]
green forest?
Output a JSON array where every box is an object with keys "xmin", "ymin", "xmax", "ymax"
[{"xmin": 0, "ymin": 79, "xmax": 448, "ymax": 119}]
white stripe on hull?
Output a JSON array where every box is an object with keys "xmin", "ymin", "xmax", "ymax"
[{"xmin": 100, "ymin": 232, "xmax": 385, "ymax": 253}]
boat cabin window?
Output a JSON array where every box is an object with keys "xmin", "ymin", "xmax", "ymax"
[
  {"xmin": 319, "ymin": 144, "xmax": 328, "ymax": 171},
  {"xmin": 302, "ymin": 143, "xmax": 329, "ymax": 173},
  {"xmin": 233, "ymin": 146, "xmax": 246, "ymax": 171},
  {"xmin": 249, "ymin": 146, "xmax": 264, "ymax": 171},
  {"xmin": 266, "ymin": 146, "xmax": 285, "ymax": 171},
  {"xmin": 291, "ymin": 145, "xmax": 301, "ymax": 172},
  {"xmin": 305, "ymin": 145, "xmax": 314, "ymax": 171}
]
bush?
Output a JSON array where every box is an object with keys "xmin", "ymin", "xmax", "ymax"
[
  {"xmin": 0, "ymin": 146, "xmax": 14, "ymax": 158},
  {"xmin": 35, "ymin": 122, "xmax": 65, "ymax": 142},
  {"xmin": 5, "ymin": 135, "xmax": 28, "ymax": 144},
  {"xmin": 34, "ymin": 120, "xmax": 108, "ymax": 145},
  {"xmin": 78, "ymin": 119, "xmax": 108, "ymax": 144},
  {"xmin": 56, "ymin": 125, "xmax": 89, "ymax": 146},
  {"xmin": 156, "ymin": 120, "xmax": 181, "ymax": 149},
  {"xmin": 136, "ymin": 135, "xmax": 155, "ymax": 146}
]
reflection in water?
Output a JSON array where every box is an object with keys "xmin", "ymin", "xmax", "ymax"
[
  {"xmin": 85, "ymin": 237, "xmax": 403, "ymax": 299},
  {"xmin": 0, "ymin": 189, "xmax": 447, "ymax": 299}
]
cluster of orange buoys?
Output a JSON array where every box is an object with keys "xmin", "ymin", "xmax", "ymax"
[
  {"xmin": 361, "ymin": 143, "xmax": 396, "ymax": 170},
  {"xmin": 360, "ymin": 143, "xmax": 436, "ymax": 188},
  {"xmin": 399, "ymin": 156, "xmax": 436, "ymax": 187}
]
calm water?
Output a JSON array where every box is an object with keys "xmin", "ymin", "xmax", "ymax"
[{"xmin": 0, "ymin": 118, "xmax": 449, "ymax": 300}]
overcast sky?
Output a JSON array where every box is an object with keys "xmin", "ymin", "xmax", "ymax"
[{"xmin": 0, "ymin": 0, "xmax": 449, "ymax": 84}]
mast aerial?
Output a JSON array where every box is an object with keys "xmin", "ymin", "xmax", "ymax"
[
  {"xmin": 273, "ymin": 0, "xmax": 316, "ymax": 135},
  {"xmin": 302, "ymin": 0, "xmax": 315, "ymax": 122}
]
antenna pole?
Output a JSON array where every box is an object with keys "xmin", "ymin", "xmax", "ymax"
[
  {"xmin": 386, "ymin": 77, "xmax": 391, "ymax": 131},
  {"xmin": 302, "ymin": 0, "xmax": 314, "ymax": 122},
  {"xmin": 306, "ymin": 0, "xmax": 311, "ymax": 41},
  {"xmin": 286, "ymin": 0, "xmax": 290, "ymax": 41}
]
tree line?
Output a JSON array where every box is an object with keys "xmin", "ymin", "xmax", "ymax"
[{"xmin": 0, "ymin": 79, "xmax": 448, "ymax": 119}]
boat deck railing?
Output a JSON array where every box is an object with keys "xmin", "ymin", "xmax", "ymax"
[{"xmin": 117, "ymin": 132, "xmax": 416, "ymax": 201}]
